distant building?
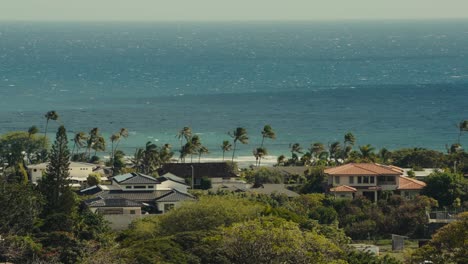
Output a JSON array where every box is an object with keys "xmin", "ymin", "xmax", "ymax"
[
  {"xmin": 80, "ymin": 172, "xmax": 195, "ymax": 229},
  {"xmin": 27, "ymin": 161, "xmax": 99, "ymax": 185},
  {"xmin": 158, "ymin": 162, "xmax": 240, "ymax": 187},
  {"xmin": 324, "ymin": 163, "xmax": 426, "ymax": 201}
]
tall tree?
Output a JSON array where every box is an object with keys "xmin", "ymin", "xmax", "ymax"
[
  {"xmin": 255, "ymin": 147, "xmax": 268, "ymax": 166},
  {"xmin": 71, "ymin": 131, "xmax": 87, "ymax": 159},
  {"xmin": 289, "ymin": 143, "xmax": 303, "ymax": 165},
  {"xmin": 112, "ymin": 128, "xmax": 129, "ymax": 159},
  {"xmin": 43, "ymin": 110, "xmax": 59, "ymax": 145},
  {"xmin": 190, "ymin": 135, "xmax": 202, "ymax": 162},
  {"xmin": 229, "ymin": 127, "xmax": 249, "ymax": 163},
  {"xmin": 359, "ymin": 144, "xmax": 376, "ymax": 161},
  {"xmin": 260, "ymin": 125, "xmax": 276, "ymax": 148},
  {"xmin": 310, "ymin": 142, "xmax": 325, "ymax": 159},
  {"xmin": 343, "ymin": 132, "xmax": 356, "ymax": 160},
  {"xmin": 39, "ymin": 126, "xmax": 75, "ymax": 218},
  {"xmin": 221, "ymin": 140, "xmax": 232, "ymax": 161},
  {"xmin": 177, "ymin": 127, "xmax": 192, "ymax": 147},
  {"xmin": 198, "ymin": 146, "xmax": 209, "ymax": 163},
  {"xmin": 329, "ymin": 141, "xmax": 342, "ymax": 163},
  {"xmin": 458, "ymin": 120, "xmax": 468, "ymax": 144}
]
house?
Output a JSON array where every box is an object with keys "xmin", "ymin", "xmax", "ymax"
[
  {"xmin": 324, "ymin": 163, "xmax": 425, "ymax": 201},
  {"xmin": 81, "ymin": 172, "xmax": 195, "ymax": 218},
  {"xmin": 252, "ymin": 166, "xmax": 309, "ymax": 184},
  {"xmin": 396, "ymin": 176, "xmax": 427, "ymax": 199},
  {"xmin": 27, "ymin": 161, "xmax": 98, "ymax": 185},
  {"xmin": 158, "ymin": 162, "xmax": 240, "ymax": 187},
  {"xmin": 157, "ymin": 172, "xmax": 190, "ymax": 193}
]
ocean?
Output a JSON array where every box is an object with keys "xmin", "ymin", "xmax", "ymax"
[{"xmin": 1, "ymin": 20, "xmax": 467, "ymax": 160}]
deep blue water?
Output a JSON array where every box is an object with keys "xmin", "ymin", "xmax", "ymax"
[{"xmin": 1, "ymin": 21, "xmax": 468, "ymax": 157}]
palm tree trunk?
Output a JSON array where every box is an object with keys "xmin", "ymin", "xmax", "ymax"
[
  {"xmin": 222, "ymin": 150, "xmax": 225, "ymax": 161},
  {"xmin": 258, "ymin": 157, "xmax": 262, "ymax": 166},
  {"xmin": 198, "ymin": 153, "xmax": 201, "ymax": 163},
  {"xmin": 260, "ymin": 136, "xmax": 265, "ymax": 148},
  {"xmin": 71, "ymin": 143, "xmax": 76, "ymax": 160},
  {"xmin": 231, "ymin": 141, "xmax": 237, "ymax": 163}
]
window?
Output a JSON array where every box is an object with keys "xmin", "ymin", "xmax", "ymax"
[
  {"xmin": 358, "ymin": 176, "xmax": 362, "ymax": 184},
  {"xmin": 335, "ymin": 176, "xmax": 340, "ymax": 184},
  {"xmin": 133, "ymin": 186, "xmax": 146, "ymax": 189},
  {"xmin": 125, "ymin": 186, "xmax": 132, "ymax": 189},
  {"xmin": 370, "ymin": 176, "xmax": 375, "ymax": 184},
  {"xmin": 34, "ymin": 169, "xmax": 37, "ymax": 172},
  {"xmin": 130, "ymin": 210, "xmax": 136, "ymax": 215},
  {"xmin": 349, "ymin": 176, "xmax": 354, "ymax": 184},
  {"xmin": 387, "ymin": 176, "xmax": 395, "ymax": 182},
  {"xmin": 148, "ymin": 185, "xmax": 154, "ymax": 189},
  {"xmin": 363, "ymin": 176, "xmax": 369, "ymax": 184}
]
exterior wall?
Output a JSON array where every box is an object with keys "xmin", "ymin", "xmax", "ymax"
[
  {"xmin": 29, "ymin": 165, "xmax": 95, "ymax": 184},
  {"xmin": 68, "ymin": 166, "xmax": 94, "ymax": 179},
  {"xmin": 400, "ymin": 190, "xmax": 421, "ymax": 199},
  {"xmin": 329, "ymin": 175, "xmax": 399, "ymax": 191}
]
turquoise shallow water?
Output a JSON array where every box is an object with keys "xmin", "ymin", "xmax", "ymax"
[{"xmin": 1, "ymin": 21, "xmax": 468, "ymax": 158}]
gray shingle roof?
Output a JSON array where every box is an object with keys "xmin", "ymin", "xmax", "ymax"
[
  {"xmin": 154, "ymin": 189, "xmax": 196, "ymax": 202},
  {"xmin": 85, "ymin": 197, "xmax": 142, "ymax": 208},
  {"xmin": 96, "ymin": 190, "xmax": 172, "ymax": 202},
  {"xmin": 113, "ymin": 173, "xmax": 160, "ymax": 184}
]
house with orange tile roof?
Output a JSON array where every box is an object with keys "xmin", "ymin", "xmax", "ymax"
[{"xmin": 324, "ymin": 163, "xmax": 425, "ymax": 201}]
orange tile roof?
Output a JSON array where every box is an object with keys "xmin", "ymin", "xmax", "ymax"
[
  {"xmin": 324, "ymin": 163, "xmax": 402, "ymax": 176},
  {"xmin": 330, "ymin": 185, "xmax": 357, "ymax": 192},
  {"xmin": 398, "ymin": 176, "xmax": 426, "ymax": 190}
]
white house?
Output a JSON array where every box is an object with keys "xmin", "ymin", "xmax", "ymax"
[{"xmin": 27, "ymin": 161, "xmax": 98, "ymax": 184}]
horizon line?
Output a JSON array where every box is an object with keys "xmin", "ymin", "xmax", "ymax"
[{"xmin": 1, "ymin": 17, "xmax": 468, "ymax": 24}]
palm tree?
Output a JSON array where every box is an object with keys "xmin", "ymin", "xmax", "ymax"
[
  {"xmin": 43, "ymin": 110, "xmax": 59, "ymax": 145},
  {"xmin": 190, "ymin": 135, "xmax": 202, "ymax": 162},
  {"xmin": 458, "ymin": 120, "xmax": 468, "ymax": 144},
  {"xmin": 110, "ymin": 133, "xmax": 120, "ymax": 162},
  {"xmin": 112, "ymin": 128, "xmax": 129, "ymax": 159},
  {"xmin": 277, "ymin": 155, "xmax": 286, "ymax": 166},
  {"xmin": 229, "ymin": 127, "xmax": 249, "ymax": 163},
  {"xmin": 359, "ymin": 144, "xmax": 375, "ymax": 161},
  {"xmin": 289, "ymin": 143, "xmax": 303, "ymax": 165},
  {"xmin": 177, "ymin": 127, "xmax": 192, "ymax": 147},
  {"xmin": 92, "ymin": 136, "xmax": 106, "ymax": 157},
  {"xmin": 343, "ymin": 132, "xmax": 356, "ymax": 160},
  {"xmin": 253, "ymin": 147, "xmax": 267, "ymax": 166},
  {"xmin": 221, "ymin": 140, "xmax": 232, "ymax": 161},
  {"xmin": 160, "ymin": 144, "xmax": 174, "ymax": 165},
  {"xmin": 131, "ymin": 148, "xmax": 145, "ymax": 172},
  {"xmin": 309, "ymin": 142, "xmax": 325, "ymax": 158},
  {"xmin": 198, "ymin": 146, "xmax": 209, "ymax": 163},
  {"xmin": 86, "ymin": 127, "xmax": 100, "ymax": 159},
  {"xmin": 329, "ymin": 141, "xmax": 341, "ymax": 163},
  {"xmin": 71, "ymin": 131, "xmax": 87, "ymax": 159},
  {"xmin": 379, "ymin": 148, "xmax": 391, "ymax": 164},
  {"xmin": 260, "ymin": 125, "xmax": 276, "ymax": 148},
  {"xmin": 142, "ymin": 141, "xmax": 159, "ymax": 174}
]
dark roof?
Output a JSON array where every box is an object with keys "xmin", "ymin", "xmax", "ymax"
[
  {"xmin": 113, "ymin": 173, "xmax": 160, "ymax": 184},
  {"xmin": 79, "ymin": 185, "xmax": 104, "ymax": 195},
  {"xmin": 154, "ymin": 189, "xmax": 196, "ymax": 202},
  {"xmin": 158, "ymin": 162, "xmax": 238, "ymax": 179},
  {"xmin": 85, "ymin": 197, "xmax": 142, "ymax": 208}
]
